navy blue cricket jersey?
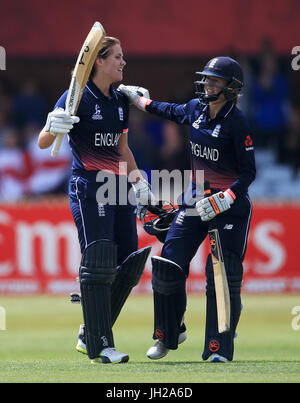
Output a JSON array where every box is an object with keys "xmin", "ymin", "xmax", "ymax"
[
  {"xmin": 54, "ymin": 79, "xmax": 129, "ymax": 175},
  {"xmin": 146, "ymin": 99, "xmax": 256, "ymax": 201}
]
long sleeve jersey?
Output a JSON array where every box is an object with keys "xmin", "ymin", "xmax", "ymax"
[
  {"xmin": 54, "ymin": 79, "xmax": 129, "ymax": 175},
  {"xmin": 146, "ymin": 99, "xmax": 256, "ymax": 205}
]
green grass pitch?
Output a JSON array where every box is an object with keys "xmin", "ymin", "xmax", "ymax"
[{"xmin": 0, "ymin": 294, "xmax": 300, "ymax": 383}]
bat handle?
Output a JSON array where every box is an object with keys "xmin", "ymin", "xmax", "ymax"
[
  {"xmin": 204, "ymin": 181, "xmax": 216, "ymax": 230},
  {"xmin": 204, "ymin": 180, "xmax": 211, "ymax": 197},
  {"xmin": 51, "ymin": 133, "xmax": 64, "ymax": 157}
]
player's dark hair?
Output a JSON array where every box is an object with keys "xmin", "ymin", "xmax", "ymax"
[{"xmin": 90, "ymin": 37, "xmax": 121, "ymax": 79}]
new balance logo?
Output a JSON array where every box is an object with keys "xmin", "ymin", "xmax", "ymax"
[
  {"xmin": 224, "ymin": 224, "xmax": 233, "ymax": 230},
  {"xmin": 101, "ymin": 336, "xmax": 108, "ymax": 347}
]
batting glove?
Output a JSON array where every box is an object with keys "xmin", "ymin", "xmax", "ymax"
[
  {"xmin": 45, "ymin": 107, "xmax": 80, "ymax": 136},
  {"xmin": 196, "ymin": 189, "xmax": 236, "ymax": 222},
  {"xmin": 132, "ymin": 180, "xmax": 156, "ymax": 206},
  {"xmin": 136, "ymin": 204, "xmax": 148, "ymax": 221},
  {"xmin": 117, "ymin": 84, "xmax": 151, "ymax": 111}
]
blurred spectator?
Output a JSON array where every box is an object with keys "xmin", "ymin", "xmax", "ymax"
[
  {"xmin": 282, "ymin": 105, "xmax": 300, "ymax": 177},
  {"xmin": 25, "ymin": 123, "xmax": 72, "ymax": 196},
  {"xmin": 0, "ymin": 111, "xmax": 12, "ymax": 148},
  {"xmin": 250, "ymin": 47, "xmax": 290, "ymax": 157},
  {"xmin": 236, "ymin": 55, "xmax": 254, "ymax": 120},
  {"xmin": 156, "ymin": 120, "xmax": 190, "ymax": 204},
  {"xmin": 0, "ymin": 129, "xmax": 31, "ymax": 201},
  {"xmin": 11, "ymin": 80, "xmax": 47, "ymax": 129},
  {"xmin": 158, "ymin": 120, "xmax": 189, "ymax": 172},
  {"xmin": 127, "ymin": 109, "xmax": 158, "ymax": 178}
]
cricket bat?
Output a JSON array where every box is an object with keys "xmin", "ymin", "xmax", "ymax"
[
  {"xmin": 204, "ymin": 181, "xmax": 231, "ymax": 333},
  {"xmin": 51, "ymin": 21, "xmax": 106, "ymax": 157}
]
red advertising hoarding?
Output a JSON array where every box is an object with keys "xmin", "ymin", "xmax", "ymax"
[
  {"xmin": 0, "ymin": 202, "xmax": 299, "ymax": 294},
  {"xmin": 1, "ymin": 0, "xmax": 299, "ymax": 56}
]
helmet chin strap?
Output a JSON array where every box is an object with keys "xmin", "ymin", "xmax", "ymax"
[{"xmin": 204, "ymin": 89, "xmax": 224, "ymax": 103}]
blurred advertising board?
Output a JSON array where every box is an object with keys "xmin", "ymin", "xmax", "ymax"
[{"xmin": 0, "ymin": 202, "xmax": 299, "ymax": 294}]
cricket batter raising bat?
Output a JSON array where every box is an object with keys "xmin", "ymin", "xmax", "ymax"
[
  {"xmin": 38, "ymin": 31, "xmax": 154, "ymax": 364},
  {"xmin": 119, "ymin": 56, "xmax": 256, "ymax": 362}
]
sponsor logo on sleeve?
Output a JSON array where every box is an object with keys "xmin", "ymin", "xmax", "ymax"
[{"xmin": 245, "ymin": 135, "xmax": 254, "ymax": 151}]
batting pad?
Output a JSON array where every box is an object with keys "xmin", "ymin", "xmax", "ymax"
[
  {"xmin": 79, "ymin": 239, "xmax": 118, "ymax": 359},
  {"xmin": 111, "ymin": 246, "xmax": 151, "ymax": 325},
  {"xmin": 151, "ymin": 256, "xmax": 187, "ymax": 350}
]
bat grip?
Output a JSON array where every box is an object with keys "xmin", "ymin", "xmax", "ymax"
[
  {"xmin": 204, "ymin": 181, "xmax": 216, "ymax": 230},
  {"xmin": 51, "ymin": 133, "xmax": 64, "ymax": 157}
]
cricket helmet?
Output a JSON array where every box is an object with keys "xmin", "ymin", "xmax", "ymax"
[
  {"xmin": 141, "ymin": 202, "xmax": 178, "ymax": 243},
  {"xmin": 195, "ymin": 56, "xmax": 243, "ymax": 104}
]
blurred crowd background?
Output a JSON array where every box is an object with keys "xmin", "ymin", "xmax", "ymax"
[{"xmin": 1, "ymin": 1, "xmax": 300, "ymax": 203}]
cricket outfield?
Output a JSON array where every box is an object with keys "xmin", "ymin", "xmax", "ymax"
[{"xmin": 0, "ymin": 294, "xmax": 299, "ymax": 383}]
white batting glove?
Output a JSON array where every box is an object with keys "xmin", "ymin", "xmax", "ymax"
[
  {"xmin": 196, "ymin": 189, "xmax": 236, "ymax": 222},
  {"xmin": 117, "ymin": 84, "xmax": 151, "ymax": 111},
  {"xmin": 45, "ymin": 107, "xmax": 80, "ymax": 136},
  {"xmin": 132, "ymin": 180, "xmax": 156, "ymax": 205},
  {"xmin": 136, "ymin": 204, "xmax": 148, "ymax": 221}
]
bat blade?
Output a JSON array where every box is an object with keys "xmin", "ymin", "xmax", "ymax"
[
  {"xmin": 51, "ymin": 21, "xmax": 106, "ymax": 157},
  {"xmin": 208, "ymin": 227, "xmax": 231, "ymax": 333},
  {"xmin": 204, "ymin": 180, "xmax": 230, "ymax": 334}
]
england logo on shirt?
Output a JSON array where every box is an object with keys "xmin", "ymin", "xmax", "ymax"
[
  {"xmin": 92, "ymin": 104, "xmax": 103, "ymax": 120},
  {"xmin": 118, "ymin": 107, "xmax": 124, "ymax": 121},
  {"xmin": 211, "ymin": 124, "xmax": 221, "ymax": 137}
]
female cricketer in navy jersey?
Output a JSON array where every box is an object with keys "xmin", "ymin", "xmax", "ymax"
[
  {"xmin": 119, "ymin": 56, "xmax": 256, "ymax": 363},
  {"xmin": 38, "ymin": 37, "xmax": 154, "ymax": 364}
]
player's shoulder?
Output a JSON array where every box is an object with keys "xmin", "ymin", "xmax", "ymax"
[
  {"xmin": 114, "ymin": 88, "xmax": 129, "ymax": 105},
  {"xmin": 184, "ymin": 98, "xmax": 201, "ymax": 113},
  {"xmin": 186, "ymin": 98, "xmax": 200, "ymax": 108},
  {"xmin": 234, "ymin": 105, "xmax": 248, "ymax": 120},
  {"xmin": 232, "ymin": 104, "xmax": 246, "ymax": 118},
  {"xmin": 230, "ymin": 104, "xmax": 250, "ymax": 131}
]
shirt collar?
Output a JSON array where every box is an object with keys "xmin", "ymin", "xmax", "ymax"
[
  {"xmin": 86, "ymin": 79, "xmax": 116, "ymax": 100},
  {"xmin": 204, "ymin": 101, "xmax": 235, "ymax": 120},
  {"xmin": 215, "ymin": 101, "xmax": 235, "ymax": 118}
]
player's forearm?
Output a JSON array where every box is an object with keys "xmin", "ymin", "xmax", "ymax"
[
  {"xmin": 119, "ymin": 146, "xmax": 144, "ymax": 183},
  {"xmin": 38, "ymin": 128, "xmax": 56, "ymax": 149},
  {"xmin": 146, "ymin": 101, "xmax": 189, "ymax": 125}
]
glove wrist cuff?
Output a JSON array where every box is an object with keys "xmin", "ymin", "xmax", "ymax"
[
  {"xmin": 224, "ymin": 189, "xmax": 236, "ymax": 205},
  {"xmin": 136, "ymin": 97, "xmax": 152, "ymax": 110}
]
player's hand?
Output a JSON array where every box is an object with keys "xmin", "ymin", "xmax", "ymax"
[
  {"xmin": 196, "ymin": 190, "xmax": 236, "ymax": 222},
  {"xmin": 132, "ymin": 180, "xmax": 156, "ymax": 206},
  {"xmin": 136, "ymin": 204, "xmax": 148, "ymax": 221},
  {"xmin": 117, "ymin": 84, "xmax": 151, "ymax": 111},
  {"xmin": 45, "ymin": 107, "xmax": 80, "ymax": 136}
]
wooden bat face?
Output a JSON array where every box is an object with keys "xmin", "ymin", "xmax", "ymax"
[
  {"xmin": 66, "ymin": 22, "xmax": 106, "ymax": 115},
  {"xmin": 51, "ymin": 22, "xmax": 105, "ymax": 158},
  {"xmin": 208, "ymin": 228, "xmax": 230, "ymax": 334},
  {"xmin": 204, "ymin": 181, "xmax": 230, "ymax": 333}
]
